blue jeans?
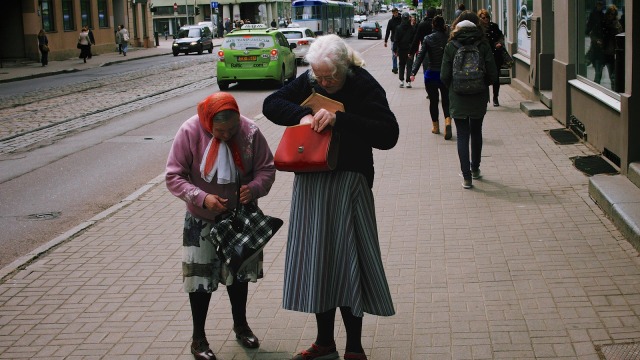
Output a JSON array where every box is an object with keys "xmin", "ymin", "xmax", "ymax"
[
  {"xmin": 390, "ymin": 43, "xmax": 397, "ymax": 70},
  {"xmin": 454, "ymin": 117, "xmax": 484, "ymax": 179}
]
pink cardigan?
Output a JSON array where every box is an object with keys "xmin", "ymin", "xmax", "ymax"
[{"xmin": 166, "ymin": 114, "xmax": 276, "ymax": 222}]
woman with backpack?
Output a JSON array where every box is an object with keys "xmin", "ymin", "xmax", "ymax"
[
  {"xmin": 440, "ymin": 10, "xmax": 498, "ymax": 189},
  {"xmin": 410, "ymin": 15, "xmax": 451, "ymax": 139}
]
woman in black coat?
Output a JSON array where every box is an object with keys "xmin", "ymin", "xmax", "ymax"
[{"xmin": 478, "ymin": 9, "xmax": 504, "ymax": 106}]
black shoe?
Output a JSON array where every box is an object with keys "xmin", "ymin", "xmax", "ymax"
[
  {"xmin": 191, "ymin": 339, "xmax": 216, "ymax": 360},
  {"xmin": 392, "ymin": 68, "xmax": 398, "ymax": 74},
  {"xmin": 493, "ymin": 96, "xmax": 500, "ymax": 107},
  {"xmin": 233, "ymin": 325, "xmax": 260, "ymax": 349}
]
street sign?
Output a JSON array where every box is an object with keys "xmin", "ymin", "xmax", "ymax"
[
  {"xmin": 173, "ymin": 2, "xmax": 178, "ymax": 11},
  {"xmin": 211, "ymin": 2, "xmax": 218, "ymax": 8}
]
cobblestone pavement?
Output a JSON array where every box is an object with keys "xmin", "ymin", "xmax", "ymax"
[
  {"xmin": 1, "ymin": 37, "xmax": 640, "ymax": 360},
  {"xmin": 0, "ymin": 55, "xmax": 216, "ymax": 153}
]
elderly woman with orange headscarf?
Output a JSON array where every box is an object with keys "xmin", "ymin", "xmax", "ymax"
[{"xmin": 166, "ymin": 92, "xmax": 276, "ymax": 360}]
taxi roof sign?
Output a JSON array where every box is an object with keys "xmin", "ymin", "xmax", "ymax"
[{"xmin": 240, "ymin": 24, "xmax": 268, "ymax": 30}]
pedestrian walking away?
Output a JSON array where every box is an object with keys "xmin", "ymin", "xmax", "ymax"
[
  {"xmin": 440, "ymin": 11, "xmax": 498, "ymax": 189},
  {"xmin": 119, "ymin": 25, "xmax": 130, "ymax": 56},
  {"xmin": 37, "ymin": 29, "xmax": 49, "ymax": 67},
  {"xmin": 384, "ymin": 8, "xmax": 401, "ymax": 74},
  {"xmin": 410, "ymin": 15, "xmax": 452, "ymax": 139},
  {"xmin": 394, "ymin": 12, "xmax": 416, "ymax": 88},
  {"xmin": 478, "ymin": 9, "xmax": 505, "ymax": 106},
  {"xmin": 262, "ymin": 34, "xmax": 398, "ymax": 360},
  {"xmin": 410, "ymin": 6, "xmax": 436, "ymax": 74},
  {"xmin": 166, "ymin": 92, "xmax": 276, "ymax": 360},
  {"xmin": 77, "ymin": 26, "xmax": 92, "ymax": 63}
]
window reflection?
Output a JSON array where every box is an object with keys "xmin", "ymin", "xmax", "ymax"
[{"xmin": 579, "ymin": 1, "xmax": 624, "ymax": 92}]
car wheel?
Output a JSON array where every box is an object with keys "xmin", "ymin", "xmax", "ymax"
[
  {"xmin": 218, "ymin": 80, "xmax": 229, "ymax": 90},
  {"xmin": 208, "ymin": 44, "xmax": 213, "ymax": 53},
  {"xmin": 173, "ymin": 51, "xmax": 179, "ymax": 56},
  {"xmin": 198, "ymin": 45, "xmax": 203, "ymax": 55},
  {"xmin": 377, "ymin": 34, "xmax": 382, "ymax": 40},
  {"xmin": 288, "ymin": 62, "xmax": 297, "ymax": 82},
  {"xmin": 276, "ymin": 67, "xmax": 286, "ymax": 88},
  {"xmin": 358, "ymin": 35, "xmax": 363, "ymax": 39}
]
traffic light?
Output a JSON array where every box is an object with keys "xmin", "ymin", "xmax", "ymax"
[{"xmin": 195, "ymin": 7, "xmax": 200, "ymax": 15}]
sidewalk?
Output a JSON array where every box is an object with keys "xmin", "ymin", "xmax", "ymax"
[
  {"xmin": 0, "ymin": 37, "xmax": 223, "ymax": 84},
  {"xmin": 1, "ymin": 38, "xmax": 640, "ymax": 360}
]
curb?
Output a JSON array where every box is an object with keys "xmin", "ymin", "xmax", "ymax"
[{"xmin": 0, "ymin": 173, "xmax": 166, "ymax": 284}]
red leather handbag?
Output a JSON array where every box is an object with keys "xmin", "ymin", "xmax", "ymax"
[
  {"xmin": 273, "ymin": 91, "xmax": 344, "ymax": 172},
  {"xmin": 274, "ymin": 124, "xmax": 339, "ymax": 172}
]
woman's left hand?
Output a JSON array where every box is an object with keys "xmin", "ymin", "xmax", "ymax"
[
  {"xmin": 239, "ymin": 185, "xmax": 253, "ymax": 204},
  {"xmin": 311, "ymin": 108, "xmax": 336, "ymax": 132}
]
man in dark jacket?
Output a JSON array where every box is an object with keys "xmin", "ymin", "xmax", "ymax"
[
  {"xmin": 384, "ymin": 8, "xmax": 401, "ymax": 74},
  {"xmin": 394, "ymin": 12, "xmax": 416, "ymax": 88}
]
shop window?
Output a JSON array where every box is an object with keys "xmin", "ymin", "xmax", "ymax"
[
  {"xmin": 516, "ymin": 0, "xmax": 532, "ymax": 58},
  {"xmin": 41, "ymin": 0, "xmax": 55, "ymax": 32},
  {"xmin": 577, "ymin": 1, "xmax": 624, "ymax": 94},
  {"xmin": 62, "ymin": 0, "xmax": 75, "ymax": 31},
  {"xmin": 81, "ymin": 0, "xmax": 92, "ymax": 28},
  {"xmin": 98, "ymin": 0, "xmax": 108, "ymax": 28}
]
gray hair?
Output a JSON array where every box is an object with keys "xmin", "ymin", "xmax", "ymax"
[
  {"xmin": 305, "ymin": 34, "xmax": 365, "ymax": 81},
  {"xmin": 212, "ymin": 109, "xmax": 240, "ymax": 123}
]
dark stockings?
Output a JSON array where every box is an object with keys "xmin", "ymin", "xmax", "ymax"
[
  {"xmin": 227, "ymin": 280, "xmax": 249, "ymax": 327},
  {"xmin": 189, "ymin": 281, "xmax": 249, "ymax": 341},
  {"xmin": 189, "ymin": 292, "xmax": 211, "ymax": 341},
  {"xmin": 315, "ymin": 307, "xmax": 364, "ymax": 354}
]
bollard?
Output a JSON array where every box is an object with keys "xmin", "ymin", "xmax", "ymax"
[{"xmin": 154, "ymin": 32, "xmax": 160, "ymax": 47}]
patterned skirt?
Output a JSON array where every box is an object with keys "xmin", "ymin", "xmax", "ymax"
[
  {"xmin": 283, "ymin": 171, "xmax": 395, "ymax": 317},
  {"xmin": 182, "ymin": 212, "xmax": 263, "ymax": 293}
]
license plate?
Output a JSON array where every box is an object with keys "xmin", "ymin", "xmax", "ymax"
[{"xmin": 237, "ymin": 55, "xmax": 257, "ymax": 62}]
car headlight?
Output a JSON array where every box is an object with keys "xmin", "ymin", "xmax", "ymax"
[
  {"xmin": 190, "ymin": 41, "xmax": 198, "ymax": 46},
  {"xmin": 172, "ymin": 43, "xmax": 178, "ymax": 47}
]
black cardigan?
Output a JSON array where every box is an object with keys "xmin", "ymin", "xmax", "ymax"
[{"xmin": 262, "ymin": 67, "xmax": 399, "ymax": 188}]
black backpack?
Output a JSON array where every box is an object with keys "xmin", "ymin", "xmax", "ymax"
[{"xmin": 451, "ymin": 40, "xmax": 486, "ymax": 94}]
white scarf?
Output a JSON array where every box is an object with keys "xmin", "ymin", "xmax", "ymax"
[{"xmin": 200, "ymin": 139, "xmax": 237, "ymax": 184}]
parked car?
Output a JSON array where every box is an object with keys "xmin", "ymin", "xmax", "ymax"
[
  {"xmin": 358, "ymin": 21, "xmax": 383, "ymax": 39},
  {"xmin": 354, "ymin": 15, "xmax": 363, "ymax": 23},
  {"xmin": 197, "ymin": 21, "xmax": 216, "ymax": 37},
  {"xmin": 359, "ymin": 13, "xmax": 368, "ymax": 22},
  {"xmin": 216, "ymin": 24, "xmax": 298, "ymax": 90},
  {"xmin": 280, "ymin": 26, "xmax": 316, "ymax": 64},
  {"xmin": 172, "ymin": 25, "xmax": 213, "ymax": 56}
]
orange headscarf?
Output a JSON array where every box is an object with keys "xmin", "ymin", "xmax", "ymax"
[{"xmin": 197, "ymin": 92, "xmax": 244, "ymax": 178}]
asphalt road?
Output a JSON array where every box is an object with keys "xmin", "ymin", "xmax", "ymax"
[{"xmin": 0, "ymin": 26, "xmax": 385, "ymax": 271}]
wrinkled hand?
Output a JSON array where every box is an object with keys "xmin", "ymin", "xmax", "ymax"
[
  {"xmin": 496, "ymin": 43, "xmax": 503, "ymax": 49},
  {"xmin": 410, "ymin": 75, "xmax": 416, "ymax": 82},
  {"xmin": 239, "ymin": 185, "xmax": 253, "ymax": 204},
  {"xmin": 204, "ymin": 194, "xmax": 228, "ymax": 212},
  {"xmin": 311, "ymin": 108, "xmax": 336, "ymax": 132},
  {"xmin": 299, "ymin": 114, "xmax": 314, "ymax": 125}
]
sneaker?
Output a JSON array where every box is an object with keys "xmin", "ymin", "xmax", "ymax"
[
  {"xmin": 471, "ymin": 169, "xmax": 482, "ymax": 179},
  {"xmin": 406, "ymin": 82, "xmax": 412, "ymax": 88},
  {"xmin": 292, "ymin": 343, "xmax": 339, "ymax": 360},
  {"xmin": 392, "ymin": 68, "xmax": 398, "ymax": 74},
  {"xmin": 399, "ymin": 81, "xmax": 404, "ymax": 88},
  {"xmin": 462, "ymin": 178, "xmax": 472, "ymax": 189}
]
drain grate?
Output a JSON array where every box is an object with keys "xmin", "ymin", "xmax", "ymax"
[
  {"xmin": 547, "ymin": 128, "xmax": 580, "ymax": 145},
  {"xmin": 26, "ymin": 211, "xmax": 61, "ymax": 220},
  {"xmin": 596, "ymin": 342, "xmax": 640, "ymax": 360},
  {"xmin": 571, "ymin": 155, "xmax": 619, "ymax": 176}
]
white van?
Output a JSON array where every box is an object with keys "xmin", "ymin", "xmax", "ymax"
[{"xmin": 198, "ymin": 21, "xmax": 216, "ymax": 36}]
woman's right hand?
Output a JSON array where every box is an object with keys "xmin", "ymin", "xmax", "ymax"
[
  {"xmin": 410, "ymin": 75, "xmax": 415, "ymax": 82},
  {"xmin": 204, "ymin": 194, "xmax": 228, "ymax": 212}
]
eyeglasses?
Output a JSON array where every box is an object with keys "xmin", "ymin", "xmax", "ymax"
[{"xmin": 314, "ymin": 75, "xmax": 339, "ymax": 83}]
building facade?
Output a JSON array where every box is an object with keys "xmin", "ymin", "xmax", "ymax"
[
  {"xmin": 442, "ymin": 0, "xmax": 637, "ymax": 178},
  {"xmin": 150, "ymin": 0, "xmax": 290, "ymax": 38},
  {"xmin": 2, "ymin": 0, "xmax": 155, "ymax": 62}
]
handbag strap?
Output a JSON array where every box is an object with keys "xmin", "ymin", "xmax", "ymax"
[{"xmin": 232, "ymin": 170, "xmax": 241, "ymax": 218}]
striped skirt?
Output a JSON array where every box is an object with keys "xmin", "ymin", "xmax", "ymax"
[
  {"xmin": 283, "ymin": 171, "xmax": 395, "ymax": 317},
  {"xmin": 182, "ymin": 212, "xmax": 263, "ymax": 293}
]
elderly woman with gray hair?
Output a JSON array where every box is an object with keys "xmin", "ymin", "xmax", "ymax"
[
  {"xmin": 263, "ymin": 34, "xmax": 398, "ymax": 360},
  {"xmin": 166, "ymin": 92, "xmax": 276, "ymax": 360}
]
